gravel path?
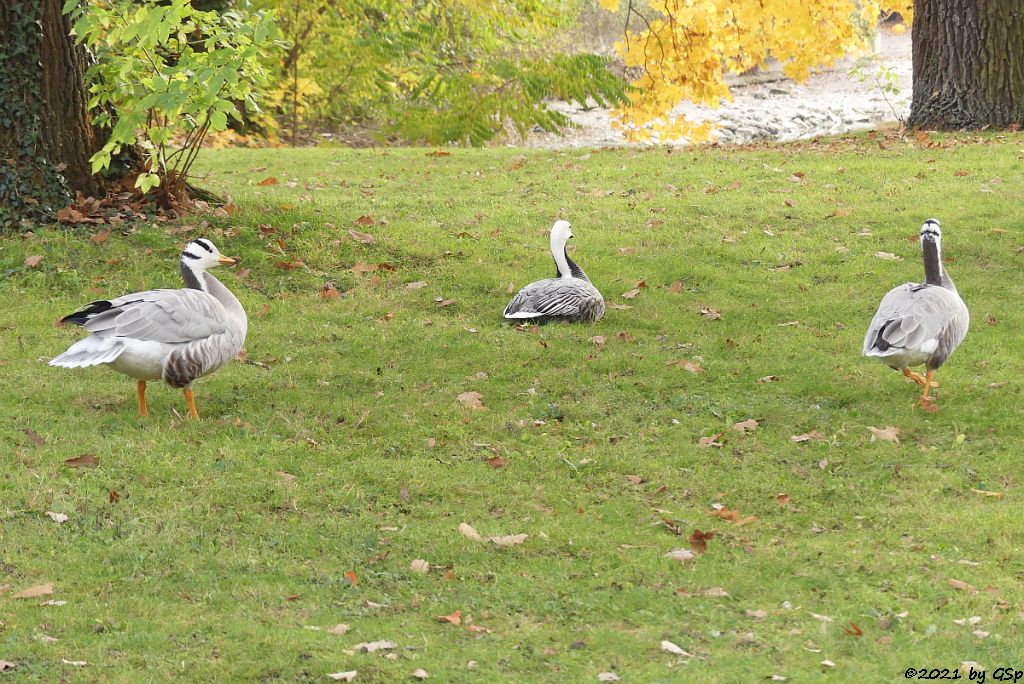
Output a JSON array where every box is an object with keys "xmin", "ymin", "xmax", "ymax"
[{"xmin": 523, "ymin": 27, "xmax": 911, "ymax": 148}]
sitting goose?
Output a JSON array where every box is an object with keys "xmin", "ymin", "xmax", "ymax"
[
  {"xmin": 503, "ymin": 220, "xmax": 605, "ymax": 323},
  {"xmin": 863, "ymin": 219, "xmax": 969, "ymax": 407},
  {"xmin": 49, "ymin": 238, "xmax": 248, "ymax": 419}
]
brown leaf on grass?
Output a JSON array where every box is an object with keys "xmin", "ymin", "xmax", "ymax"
[
  {"xmin": 483, "ymin": 455, "xmax": 507, "ymax": 469},
  {"xmin": 458, "ymin": 523, "xmax": 483, "ymax": 542},
  {"xmin": 406, "ymin": 281, "xmax": 427, "ymax": 290},
  {"xmin": 434, "ymin": 297, "xmax": 455, "ymax": 307},
  {"xmin": 320, "ymin": 283, "xmax": 341, "ymax": 300},
  {"xmin": 488, "ymin": 533, "xmax": 527, "ymax": 547},
  {"xmin": 709, "ymin": 508, "xmax": 740, "ymax": 522},
  {"xmin": 783, "ymin": 199, "xmax": 796, "ymax": 207},
  {"xmin": 664, "ymin": 548, "xmax": 696, "ymax": 563},
  {"xmin": 777, "ymin": 494, "xmax": 791, "ymax": 507},
  {"xmin": 669, "ymin": 281, "xmax": 683, "ymax": 293},
  {"xmin": 23, "ymin": 429, "xmax": 45, "ymax": 447},
  {"xmin": 456, "ymin": 391, "xmax": 485, "ymax": 410},
  {"xmin": 791, "ymin": 431, "xmax": 825, "ymax": 443},
  {"xmin": 413, "ymin": 669, "xmax": 430, "ymax": 680},
  {"xmin": 13, "ymin": 583, "xmax": 54, "ymax": 599},
  {"xmin": 276, "ymin": 471, "xmax": 297, "ymax": 483},
  {"xmin": 699, "ymin": 306, "xmax": 721, "ymax": 320},
  {"xmin": 625, "ymin": 475, "xmax": 644, "ymax": 485},
  {"xmin": 844, "ymin": 622, "xmax": 863, "ymax": 637},
  {"xmin": 954, "ymin": 169, "xmax": 969, "ymax": 177},
  {"xmin": 327, "ymin": 671, "xmax": 357, "ymax": 681},
  {"xmin": 0, "ymin": 661, "xmax": 15, "ymax": 672},
  {"xmin": 590, "ymin": 335, "xmax": 606, "ymax": 347},
  {"xmin": 621, "ymin": 288, "xmax": 641, "ymax": 299},
  {"xmin": 329, "ymin": 624, "xmax": 351, "ymax": 635},
  {"xmin": 616, "ymin": 331, "xmax": 635, "ymax": 342},
  {"xmin": 733, "ymin": 418, "xmax": 758, "ymax": 433},
  {"xmin": 735, "ymin": 515, "xmax": 759, "ymax": 526},
  {"xmin": 355, "ymin": 639, "xmax": 397, "ymax": 653},
  {"xmin": 426, "ymin": 150, "xmax": 452, "ymax": 157},
  {"xmin": 617, "ymin": 247, "xmax": 636, "ymax": 256},
  {"xmin": 65, "ymin": 454, "xmax": 99, "ymax": 468},
  {"xmin": 109, "ymin": 490, "xmax": 120, "ymax": 504},
  {"xmin": 867, "ymin": 426, "xmax": 900, "ymax": 443},
  {"xmin": 275, "ymin": 259, "xmax": 304, "ymax": 270},
  {"xmin": 90, "ymin": 230, "xmax": 110, "ymax": 246},
  {"xmin": 698, "ymin": 433, "xmax": 724, "ymax": 448},
  {"xmin": 745, "ymin": 608, "xmax": 768, "ymax": 618},
  {"xmin": 948, "ymin": 578, "xmax": 977, "ymax": 592},
  {"xmin": 410, "ymin": 559, "xmax": 430, "ymax": 574},
  {"xmin": 666, "ymin": 359, "xmax": 703, "ymax": 374},
  {"xmin": 970, "ymin": 488, "xmax": 1005, "ymax": 499},
  {"xmin": 757, "ymin": 375, "xmax": 779, "ymax": 384},
  {"xmin": 688, "ymin": 529, "xmax": 715, "ymax": 554},
  {"xmin": 235, "ymin": 268, "xmax": 251, "ymax": 280},
  {"xmin": 24, "ymin": 255, "xmax": 43, "ymax": 268},
  {"xmin": 660, "ymin": 640, "xmax": 693, "ymax": 656},
  {"xmin": 353, "ymin": 215, "xmax": 375, "ymax": 227},
  {"xmin": 348, "ymin": 229, "xmax": 376, "ymax": 244},
  {"xmin": 256, "ymin": 176, "xmax": 279, "ymax": 186},
  {"xmin": 436, "ymin": 610, "xmax": 462, "ymax": 625}
]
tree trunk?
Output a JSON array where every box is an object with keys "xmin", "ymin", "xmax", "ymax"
[
  {"xmin": 909, "ymin": 0, "xmax": 1024, "ymax": 129},
  {"xmin": 0, "ymin": 0, "xmax": 102, "ymax": 229}
]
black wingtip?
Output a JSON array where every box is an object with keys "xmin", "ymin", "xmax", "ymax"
[{"xmin": 60, "ymin": 300, "xmax": 114, "ymax": 327}]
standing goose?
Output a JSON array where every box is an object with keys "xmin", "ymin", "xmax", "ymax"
[
  {"xmin": 503, "ymin": 220, "xmax": 605, "ymax": 323},
  {"xmin": 863, "ymin": 219, "xmax": 969, "ymax": 407},
  {"xmin": 49, "ymin": 238, "xmax": 247, "ymax": 418}
]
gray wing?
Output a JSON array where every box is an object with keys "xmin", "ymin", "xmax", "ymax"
[
  {"xmin": 83, "ymin": 288, "xmax": 229, "ymax": 343},
  {"xmin": 504, "ymin": 278, "xmax": 604, "ymax": 320},
  {"xmin": 863, "ymin": 283, "xmax": 969, "ymax": 361}
]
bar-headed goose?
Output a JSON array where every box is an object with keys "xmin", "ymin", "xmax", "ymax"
[
  {"xmin": 50, "ymin": 238, "xmax": 248, "ymax": 418},
  {"xmin": 863, "ymin": 219, "xmax": 969, "ymax": 407},
  {"xmin": 503, "ymin": 220, "xmax": 605, "ymax": 323}
]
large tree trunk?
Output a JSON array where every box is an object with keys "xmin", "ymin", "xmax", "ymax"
[
  {"xmin": 908, "ymin": 0, "xmax": 1024, "ymax": 129},
  {"xmin": 0, "ymin": 0, "xmax": 102, "ymax": 229}
]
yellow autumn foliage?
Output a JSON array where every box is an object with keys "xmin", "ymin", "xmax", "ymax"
[{"xmin": 602, "ymin": 0, "xmax": 913, "ymax": 142}]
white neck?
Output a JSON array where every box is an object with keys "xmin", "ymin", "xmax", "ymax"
[{"xmin": 550, "ymin": 235, "xmax": 571, "ymax": 278}]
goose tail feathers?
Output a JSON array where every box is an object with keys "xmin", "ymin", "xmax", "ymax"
[{"xmin": 49, "ymin": 336, "xmax": 125, "ymax": 369}]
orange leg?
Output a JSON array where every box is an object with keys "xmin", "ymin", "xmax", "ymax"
[
  {"xmin": 183, "ymin": 388, "xmax": 199, "ymax": 419},
  {"xmin": 917, "ymin": 369, "xmax": 936, "ymax": 408},
  {"xmin": 903, "ymin": 368, "xmax": 939, "ymax": 388},
  {"xmin": 137, "ymin": 380, "xmax": 149, "ymax": 417}
]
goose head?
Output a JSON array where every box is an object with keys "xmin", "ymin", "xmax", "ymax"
[
  {"xmin": 920, "ymin": 218, "xmax": 941, "ymax": 245},
  {"xmin": 550, "ymin": 220, "xmax": 573, "ymax": 250},
  {"xmin": 180, "ymin": 238, "xmax": 235, "ymax": 292}
]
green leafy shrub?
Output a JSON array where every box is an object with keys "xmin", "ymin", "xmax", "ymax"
[{"xmin": 64, "ymin": 0, "xmax": 281, "ymax": 198}]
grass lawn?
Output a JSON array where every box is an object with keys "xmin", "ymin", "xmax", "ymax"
[{"xmin": 2, "ymin": 132, "xmax": 1024, "ymax": 682}]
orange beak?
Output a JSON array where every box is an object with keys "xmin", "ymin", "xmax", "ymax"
[{"xmin": 218, "ymin": 255, "xmax": 236, "ymax": 265}]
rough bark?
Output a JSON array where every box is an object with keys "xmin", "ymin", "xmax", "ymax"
[
  {"xmin": 909, "ymin": 0, "xmax": 1024, "ymax": 129},
  {"xmin": 0, "ymin": 0, "xmax": 101, "ymax": 228}
]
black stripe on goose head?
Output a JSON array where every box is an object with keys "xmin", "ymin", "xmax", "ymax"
[
  {"xmin": 194, "ymin": 238, "xmax": 215, "ymax": 253},
  {"xmin": 920, "ymin": 219, "xmax": 941, "ymax": 242}
]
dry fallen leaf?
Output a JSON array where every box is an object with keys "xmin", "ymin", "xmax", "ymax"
[
  {"xmin": 256, "ymin": 176, "xmax": 279, "ymax": 186},
  {"xmin": 867, "ymin": 426, "xmax": 900, "ymax": 443},
  {"xmin": 24, "ymin": 254, "xmax": 43, "ymax": 268},
  {"xmin": 348, "ymin": 229, "xmax": 376, "ymax": 244},
  {"xmin": 791, "ymin": 431, "xmax": 824, "ymax": 443},
  {"xmin": 666, "ymin": 359, "xmax": 703, "ymax": 374},
  {"xmin": 320, "ymin": 283, "xmax": 341, "ymax": 300},
  {"xmin": 45, "ymin": 511, "xmax": 68, "ymax": 523},
  {"xmin": 458, "ymin": 523, "xmax": 483, "ymax": 542},
  {"xmin": 406, "ymin": 281, "xmax": 427, "ymax": 290},
  {"xmin": 745, "ymin": 609, "xmax": 768, "ymax": 618},
  {"xmin": 948, "ymin": 578, "xmax": 977, "ymax": 592},
  {"xmin": 413, "ymin": 669, "xmax": 430, "ymax": 680},
  {"xmin": 757, "ymin": 375, "xmax": 779, "ymax": 384},
  {"xmin": 489, "ymin": 533, "xmax": 527, "ymax": 547},
  {"xmin": 621, "ymin": 288, "xmax": 641, "ymax": 299},
  {"xmin": 329, "ymin": 624, "xmax": 351, "ymax": 635},
  {"xmin": 660, "ymin": 640, "xmax": 693, "ymax": 656},
  {"xmin": 353, "ymin": 215, "xmax": 375, "ymax": 227},
  {"xmin": 698, "ymin": 433, "xmax": 724, "ymax": 448},
  {"xmin": 733, "ymin": 419, "xmax": 758, "ymax": 433},
  {"xmin": 777, "ymin": 494, "xmax": 791, "ymax": 507},
  {"xmin": 699, "ymin": 306, "xmax": 721, "ymax": 320},
  {"xmin": 90, "ymin": 230, "xmax": 110, "ymax": 246},
  {"xmin": 61, "ymin": 659, "xmax": 86, "ymax": 667},
  {"xmin": 874, "ymin": 251, "xmax": 901, "ymax": 261},
  {"xmin": 65, "ymin": 454, "xmax": 99, "ymax": 468},
  {"xmin": 0, "ymin": 661, "xmax": 15, "ymax": 672},
  {"xmin": 669, "ymin": 281, "xmax": 683, "ymax": 293},
  {"xmin": 24, "ymin": 428, "xmax": 45, "ymax": 447},
  {"xmin": 591, "ymin": 335, "xmax": 606, "ymax": 347},
  {"xmin": 436, "ymin": 610, "xmax": 462, "ymax": 625},
  {"xmin": 13, "ymin": 583, "xmax": 54, "ymax": 599},
  {"xmin": 354, "ymin": 640, "xmax": 396, "ymax": 653},
  {"xmin": 664, "ymin": 548, "xmax": 696, "ymax": 563},
  {"xmin": 456, "ymin": 391, "xmax": 485, "ymax": 410},
  {"xmin": 970, "ymin": 488, "xmax": 1005, "ymax": 499},
  {"xmin": 327, "ymin": 671, "xmax": 357, "ymax": 681},
  {"xmin": 411, "ymin": 559, "xmax": 430, "ymax": 574},
  {"xmin": 483, "ymin": 455, "xmax": 507, "ymax": 469},
  {"xmin": 276, "ymin": 471, "xmax": 297, "ymax": 483},
  {"xmin": 598, "ymin": 674, "xmax": 621, "ymax": 682},
  {"xmin": 688, "ymin": 529, "xmax": 714, "ymax": 554}
]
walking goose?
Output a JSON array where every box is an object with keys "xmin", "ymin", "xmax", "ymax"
[
  {"xmin": 863, "ymin": 219, "xmax": 969, "ymax": 407},
  {"xmin": 503, "ymin": 220, "xmax": 605, "ymax": 323},
  {"xmin": 49, "ymin": 238, "xmax": 248, "ymax": 418}
]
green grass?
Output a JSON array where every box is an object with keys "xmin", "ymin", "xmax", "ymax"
[{"xmin": 3, "ymin": 133, "xmax": 1024, "ymax": 682}]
